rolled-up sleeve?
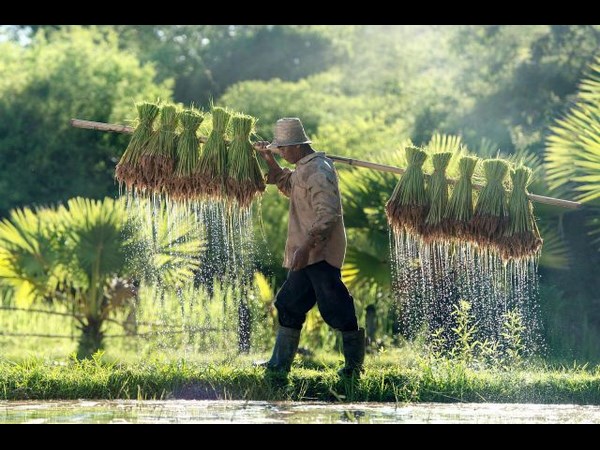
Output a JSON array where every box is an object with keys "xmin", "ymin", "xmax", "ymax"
[{"xmin": 307, "ymin": 171, "xmax": 342, "ymax": 243}]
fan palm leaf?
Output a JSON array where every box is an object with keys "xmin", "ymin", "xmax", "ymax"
[
  {"xmin": 61, "ymin": 197, "xmax": 126, "ymax": 282},
  {"xmin": 425, "ymin": 133, "xmax": 468, "ymax": 179},
  {"xmin": 125, "ymin": 200, "xmax": 204, "ymax": 287},
  {"xmin": 339, "ymin": 150, "xmax": 400, "ymax": 291},
  {"xmin": 546, "ymin": 57, "xmax": 600, "ymax": 205},
  {"xmin": 0, "ymin": 206, "xmax": 63, "ymax": 305},
  {"xmin": 538, "ymin": 222, "xmax": 570, "ymax": 269},
  {"xmin": 0, "ymin": 196, "xmax": 205, "ymax": 357},
  {"xmin": 546, "ymin": 57, "xmax": 600, "ymax": 255}
]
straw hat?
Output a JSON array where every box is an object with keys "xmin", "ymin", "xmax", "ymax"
[{"xmin": 267, "ymin": 118, "xmax": 312, "ymax": 149}]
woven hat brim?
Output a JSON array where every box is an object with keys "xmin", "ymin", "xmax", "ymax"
[{"xmin": 267, "ymin": 139, "xmax": 312, "ymax": 150}]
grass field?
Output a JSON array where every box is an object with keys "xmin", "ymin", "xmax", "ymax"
[
  {"xmin": 2, "ymin": 347, "xmax": 600, "ymax": 404},
  {"xmin": 3, "ymin": 287, "xmax": 600, "ymax": 405}
]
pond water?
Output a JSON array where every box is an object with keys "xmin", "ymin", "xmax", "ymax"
[{"xmin": 2, "ymin": 400, "xmax": 600, "ymax": 423}]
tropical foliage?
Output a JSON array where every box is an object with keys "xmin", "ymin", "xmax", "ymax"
[
  {"xmin": 546, "ymin": 57, "xmax": 600, "ymax": 199},
  {"xmin": 0, "ymin": 26, "xmax": 173, "ymax": 216},
  {"xmin": 0, "ymin": 197, "xmax": 203, "ymax": 358},
  {"xmin": 1, "ymin": 25, "xmax": 600, "ymax": 360}
]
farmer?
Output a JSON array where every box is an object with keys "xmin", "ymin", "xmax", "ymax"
[{"xmin": 255, "ymin": 118, "xmax": 365, "ymax": 376}]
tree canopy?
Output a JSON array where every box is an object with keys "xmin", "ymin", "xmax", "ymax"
[
  {"xmin": 2, "ymin": 25, "xmax": 600, "ymax": 359},
  {"xmin": 0, "ymin": 26, "xmax": 172, "ymax": 216}
]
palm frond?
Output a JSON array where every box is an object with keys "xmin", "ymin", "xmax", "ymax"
[
  {"xmin": 538, "ymin": 222, "xmax": 570, "ymax": 270},
  {"xmin": 546, "ymin": 56, "xmax": 600, "ymax": 205},
  {"xmin": 127, "ymin": 200, "xmax": 205, "ymax": 287},
  {"xmin": 0, "ymin": 206, "xmax": 62, "ymax": 305},
  {"xmin": 426, "ymin": 133, "xmax": 463, "ymax": 154},
  {"xmin": 584, "ymin": 206, "xmax": 600, "ymax": 249},
  {"xmin": 477, "ymin": 137, "xmax": 502, "ymax": 158},
  {"xmin": 545, "ymin": 57, "xmax": 600, "ymax": 254},
  {"xmin": 424, "ymin": 133, "xmax": 468, "ymax": 178},
  {"xmin": 338, "ymin": 150, "xmax": 401, "ymax": 292},
  {"xmin": 62, "ymin": 197, "xmax": 127, "ymax": 283},
  {"xmin": 342, "ymin": 246, "xmax": 390, "ymax": 289}
]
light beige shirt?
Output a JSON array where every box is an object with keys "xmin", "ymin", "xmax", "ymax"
[{"xmin": 270, "ymin": 152, "xmax": 346, "ymax": 269}]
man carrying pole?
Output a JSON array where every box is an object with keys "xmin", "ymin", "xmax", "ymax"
[{"xmin": 255, "ymin": 118, "xmax": 365, "ymax": 377}]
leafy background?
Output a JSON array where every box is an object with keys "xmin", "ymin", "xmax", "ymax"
[{"xmin": 1, "ymin": 25, "xmax": 600, "ymax": 360}]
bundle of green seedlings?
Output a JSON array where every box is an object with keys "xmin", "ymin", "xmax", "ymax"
[
  {"xmin": 500, "ymin": 166, "xmax": 543, "ymax": 260},
  {"xmin": 195, "ymin": 107, "xmax": 231, "ymax": 200},
  {"xmin": 385, "ymin": 146, "xmax": 429, "ymax": 235},
  {"xmin": 444, "ymin": 156, "xmax": 479, "ymax": 240},
  {"xmin": 139, "ymin": 104, "xmax": 179, "ymax": 194},
  {"xmin": 471, "ymin": 158, "xmax": 510, "ymax": 247},
  {"xmin": 170, "ymin": 108, "xmax": 204, "ymax": 201},
  {"xmin": 423, "ymin": 152, "xmax": 452, "ymax": 242},
  {"xmin": 115, "ymin": 102, "xmax": 160, "ymax": 193},
  {"xmin": 226, "ymin": 114, "xmax": 265, "ymax": 208}
]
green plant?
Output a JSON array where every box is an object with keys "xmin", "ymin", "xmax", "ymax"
[
  {"xmin": 196, "ymin": 106, "xmax": 232, "ymax": 200},
  {"xmin": 500, "ymin": 309, "xmax": 526, "ymax": 367},
  {"xmin": 227, "ymin": 114, "xmax": 265, "ymax": 208},
  {"xmin": 0, "ymin": 207, "xmax": 63, "ymax": 304},
  {"xmin": 546, "ymin": 56, "xmax": 600, "ymax": 205},
  {"xmin": 141, "ymin": 104, "xmax": 179, "ymax": 193},
  {"xmin": 172, "ymin": 108, "xmax": 204, "ymax": 200},
  {"xmin": 546, "ymin": 56, "xmax": 600, "ymax": 250},
  {"xmin": 424, "ymin": 152, "xmax": 452, "ymax": 241},
  {"xmin": 338, "ymin": 152, "xmax": 400, "ymax": 292},
  {"xmin": 115, "ymin": 102, "xmax": 160, "ymax": 193},
  {"xmin": 450, "ymin": 300, "xmax": 479, "ymax": 364},
  {"xmin": 385, "ymin": 146, "xmax": 429, "ymax": 235},
  {"xmin": 0, "ymin": 197, "xmax": 204, "ymax": 359},
  {"xmin": 501, "ymin": 166, "xmax": 542, "ymax": 260},
  {"xmin": 471, "ymin": 158, "xmax": 510, "ymax": 246},
  {"xmin": 445, "ymin": 156, "xmax": 479, "ymax": 239}
]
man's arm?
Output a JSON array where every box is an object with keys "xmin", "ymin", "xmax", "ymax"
[{"xmin": 255, "ymin": 142, "xmax": 292, "ymax": 197}]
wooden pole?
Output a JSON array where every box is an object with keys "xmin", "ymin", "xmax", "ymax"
[
  {"xmin": 326, "ymin": 155, "xmax": 581, "ymax": 210},
  {"xmin": 70, "ymin": 118, "xmax": 582, "ymax": 210}
]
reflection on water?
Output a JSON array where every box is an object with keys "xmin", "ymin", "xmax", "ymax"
[{"xmin": 2, "ymin": 401, "xmax": 600, "ymax": 424}]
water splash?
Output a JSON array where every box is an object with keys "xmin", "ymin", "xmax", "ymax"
[
  {"xmin": 390, "ymin": 229, "xmax": 543, "ymax": 354},
  {"xmin": 121, "ymin": 190, "xmax": 261, "ymax": 353}
]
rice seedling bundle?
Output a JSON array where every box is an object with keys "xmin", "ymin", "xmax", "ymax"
[
  {"xmin": 444, "ymin": 156, "xmax": 478, "ymax": 239},
  {"xmin": 385, "ymin": 146, "xmax": 429, "ymax": 235},
  {"xmin": 171, "ymin": 108, "xmax": 204, "ymax": 201},
  {"xmin": 227, "ymin": 114, "xmax": 266, "ymax": 208},
  {"xmin": 423, "ymin": 152, "xmax": 452, "ymax": 241},
  {"xmin": 500, "ymin": 166, "xmax": 542, "ymax": 260},
  {"xmin": 115, "ymin": 102, "xmax": 159, "ymax": 192},
  {"xmin": 196, "ymin": 107, "xmax": 231, "ymax": 200},
  {"xmin": 471, "ymin": 158, "xmax": 509, "ymax": 246},
  {"xmin": 140, "ymin": 104, "xmax": 179, "ymax": 193}
]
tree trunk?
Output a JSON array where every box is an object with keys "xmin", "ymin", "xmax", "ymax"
[
  {"xmin": 366, "ymin": 304, "xmax": 377, "ymax": 347},
  {"xmin": 77, "ymin": 318, "xmax": 104, "ymax": 359}
]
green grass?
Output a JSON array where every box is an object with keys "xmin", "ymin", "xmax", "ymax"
[
  {"xmin": 3, "ymin": 285, "xmax": 600, "ymax": 405},
  {"xmin": 3, "ymin": 293, "xmax": 600, "ymax": 405},
  {"xmin": 2, "ymin": 349, "xmax": 600, "ymax": 404}
]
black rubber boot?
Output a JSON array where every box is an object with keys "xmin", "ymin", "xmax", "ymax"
[
  {"xmin": 338, "ymin": 328, "xmax": 365, "ymax": 377},
  {"xmin": 255, "ymin": 326, "xmax": 301, "ymax": 373}
]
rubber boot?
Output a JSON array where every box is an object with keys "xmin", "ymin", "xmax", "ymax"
[
  {"xmin": 255, "ymin": 326, "xmax": 301, "ymax": 373},
  {"xmin": 338, "ymin": 328, "xmax": 365, "ymax": 377}
]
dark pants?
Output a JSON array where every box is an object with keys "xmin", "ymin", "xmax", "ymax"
[{"xmin": 274, "ymin": 261, "xmax": 359, "ymax": 332}]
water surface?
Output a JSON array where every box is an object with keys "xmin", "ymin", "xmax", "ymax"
[{"xmin": 2, "ymin": 400, "xmax": 600, "ymax": 424}]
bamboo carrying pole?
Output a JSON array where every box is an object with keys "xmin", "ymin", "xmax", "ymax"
[{"xmin": 70, "ymin": 118, "xmax": 581, "ymax": 210}]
